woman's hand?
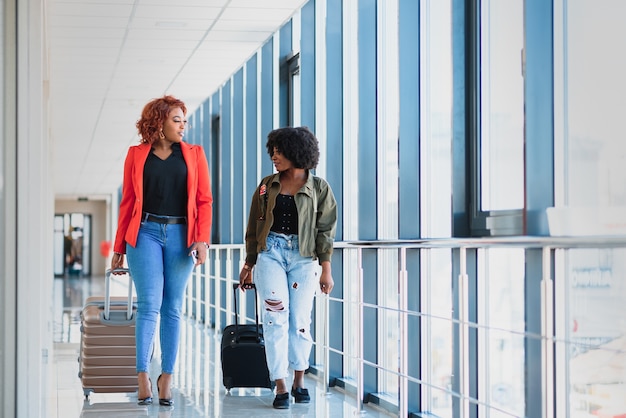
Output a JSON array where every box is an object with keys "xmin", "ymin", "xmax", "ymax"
[
  {"xmin": 239, "ymin": 264, "xmax": 254, "ymax": 290},
  {"xmin": 319, "ymin": 261, "xmax": 334, "ymax": 294},
  {"xmin": 190, "ymin": 242, "xmax": 209, "ymax": 266},
  {"xmin": 111, "ymin": 253, "xmax": 125, "ymax": 274}
]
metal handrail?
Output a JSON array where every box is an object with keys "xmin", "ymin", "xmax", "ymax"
[{"xmin": 187, "ymin": 236, "xmax": 626, "ymax": 418}]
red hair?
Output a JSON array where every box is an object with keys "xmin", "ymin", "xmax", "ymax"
[{"xmin": 136, "ymin": 95, "xmax": 187, "ymax": 144}]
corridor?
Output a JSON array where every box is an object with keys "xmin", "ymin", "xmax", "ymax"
[{"xmin": 47, "ymin": 274, "xmax": 393, "ymax": 417}]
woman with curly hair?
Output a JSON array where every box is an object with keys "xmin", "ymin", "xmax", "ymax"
[
  {"xmin": 111, "ymin": 95, "xmax": 213, "ymax": 406},
  {"xmin": 239, "ymin": 126, "xmax": 337, "ymax": 409}
]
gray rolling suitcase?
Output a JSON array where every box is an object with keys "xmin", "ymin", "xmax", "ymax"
[{"xmin": 78, "ymin": 268, "xmax": 137, "ymax": 400}]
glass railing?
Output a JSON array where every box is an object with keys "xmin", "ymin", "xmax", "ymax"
[{"xmin": 186, "ymin": 236, "xmax": 626, "ymax": 418}]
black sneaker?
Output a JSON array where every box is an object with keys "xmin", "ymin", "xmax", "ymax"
[
  {"xmin": 291, "ymin": 387, "xmax": 310, "ymax": 403},
  {"xmin": 273, "ymin": 392, "xmax": 290, "ymax": 409}
]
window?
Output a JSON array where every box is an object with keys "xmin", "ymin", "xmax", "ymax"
[
  {"xmin": 556, "ymin": 0, "xmax": 626, "ymax": 414},
  {"xmin": 470, "ymin": 0, "xmax": 525, "ymax": 236}
]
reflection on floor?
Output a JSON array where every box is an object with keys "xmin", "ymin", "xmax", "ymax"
[{"xmin": 48, "ymin": 275, "xmax": 394, "ymax": 418}]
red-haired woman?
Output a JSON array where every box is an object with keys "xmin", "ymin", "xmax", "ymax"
[{"xmin": 111, "ymin": 95, "xmax": 212, "ymax": 406}]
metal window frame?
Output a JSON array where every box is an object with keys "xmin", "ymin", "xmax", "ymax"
[{"xmin": 467, "ymin": 0, "xmax": 524, "ymax": 237}]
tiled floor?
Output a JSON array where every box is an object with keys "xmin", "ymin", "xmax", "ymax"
[{"xmin": 48, "ymin": 274, "xmax": 394, "ymax": 417}]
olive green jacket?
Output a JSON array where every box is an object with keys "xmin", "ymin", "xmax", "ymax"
[{"xmin": 244, "ymin": 172, "xmax": 337, "ymax": 266}]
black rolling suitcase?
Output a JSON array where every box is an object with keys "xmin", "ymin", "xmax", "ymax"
[{"xmin": 221, "ymin": 283, "xmax": 274, "ymax": 390}]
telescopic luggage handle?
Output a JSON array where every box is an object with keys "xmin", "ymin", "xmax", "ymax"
[
  {"xmin": 232, "ymin": 283, "xmax": 261, "ymax": 342},
  {"xmin": 104, "ymin": 268, "xmax": 134, "ymax": 321}
]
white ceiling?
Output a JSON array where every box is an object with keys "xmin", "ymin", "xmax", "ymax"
[{"xmin": 47, "ymin": 0, "xmax": 307, "ymax": 199}]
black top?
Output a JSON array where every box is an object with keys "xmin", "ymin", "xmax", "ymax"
[
  {"xmin": 270, "ymin": 194, "xmax": 299, "ymax": 235},
  {"xmin": 142, "ymin": 142, "xmax": 188, "ymax": 217}
]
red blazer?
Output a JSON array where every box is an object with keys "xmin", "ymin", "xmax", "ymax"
[{"xmin": 113, "ymin": 142, "xmax": 213, "ymax": 254}]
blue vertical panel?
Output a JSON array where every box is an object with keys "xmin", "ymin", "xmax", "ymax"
[
  {"xmin": 244, "ymin": 55, "xmax": 258, "ymax": 227},
  {"xmin": 398, "ymin": 2, "xmax": 421, "ymax": 410},
  {"xmin": 300, "ymin": 1, "xmax": 317, "ymax": 368},
  {"xmin": 450, "ymin": 3, "xmax": 470, "ymax": 414},
  {"xmin": 187, "ymin": 113, "xmax": 196, "ymax": 145},
  {"xmin": 209, "ymin": 92, "xmax": 220, "ymax": 327},
  {"xmin": 243, "ymin": 55, "xmax": 258, "ymax": 316},
  {"xmin": 202, "ymin": 96, "xmax": 213, "ymax": 306},
  {"xmin": 525, "ymin": 1, "xmax": 554, "ymax": 235},
  {"xmin": 398, "ymin": 0, "xmax": 420, "ymax": 240},
  {"xmin": 451, "ymin": 0, "xmax": 470, "ymax": 237},
  {"xmin": 450, "ymin": 249, "xmax": 478, "ymax": 418},
  {"xmin": 358, "ymin": 0, "xmax": 378, "ymax": 397},
  {"xmin": 202, "ymin": 100, "xmax": 211, "ymax": 153},
  {"xmin": 220, "ymin": 82, "xmax": 232, "ymax": 329},
  {"xmin": 260, "ymin": 41, "xmax": 274, "ymax": 175},
  {"xmin": 525, "ymin": 2, "xmax": 554, "ymax": 417},
  {"xmin": 406, "ymin": 249, "xmax": 421, "ymax": 411},
  {"xmin": 232, "ymin": 69, "xmax": 245, "ymax": 244},
  {"xmin": 221, "ymin": 80, "xmax": 233, "ymax": 244},
  {"xmin": 326, "ymin": 0, "xmax": 343, "ymax": 241},
  {"xmin": 210, "ymin": 93, "xmax": 221, "ymax": 245},
  {"xmin": 201, "ymin": 100, "xmax": 212, "ymax": 200},
  {"xmin": 325, "ymin": 0, "xmax": 344, "ymax": 382},
  {"xmin": 279, "ymin": 22, "xmax": 293, "ymax": 128},
  {"xmin": 358, "ymin": 0, "xmax": 377, "ymax": 241},
  {"xmin": 300, "ymin": 0, "xmax": 316, "ymax": 130},
  {"xmin": 362, "ymin": 248, "xmax": 378, "ymax": 397}
]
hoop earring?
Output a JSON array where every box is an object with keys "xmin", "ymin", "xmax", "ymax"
[{"xmin": 159, "ymin": 130, "xmax": 165, "ymax": 140}]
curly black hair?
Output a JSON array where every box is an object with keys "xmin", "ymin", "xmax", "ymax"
[{"xmin": 266, "ymin": 126, "xmax": 320, "ymax": 170}]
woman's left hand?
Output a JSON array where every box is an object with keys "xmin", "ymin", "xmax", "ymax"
[
  {"xmin": 190, "ymin": 242, "xmax": 209, "ymax": 266},
  {"xmin": 319, "ymin": 270, "xmax": 334, "ymax": 295}
]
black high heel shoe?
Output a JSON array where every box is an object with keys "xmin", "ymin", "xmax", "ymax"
[
  {"xmin": 137, "ymin": 378, "xmax": 153, "ymax": 405},
  {"xmin": 157, "ymin": 374, "xmax": 174, "ymax": 406}
]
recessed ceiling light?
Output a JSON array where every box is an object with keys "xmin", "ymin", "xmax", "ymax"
[{"xmin": 155, "ymin": 21, "xmax": 187, "ymax": 28}]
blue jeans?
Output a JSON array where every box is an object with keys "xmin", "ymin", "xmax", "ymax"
[
  {"xmin": 254, "ymin": 232, "xmax": 318, "ymax": 381},
  {"xmin": 126, "ymin": 220, "xmax": 194, "ymax": 374}
]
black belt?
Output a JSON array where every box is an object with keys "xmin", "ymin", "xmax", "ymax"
[{"xmin": 142, "ymin": 212, "xmax": 187, "ymax": 224}]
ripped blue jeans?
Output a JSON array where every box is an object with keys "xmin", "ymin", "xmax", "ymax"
[{"xmin": 253, "ymin": 231, "xmax": 318, "ymax": 381}]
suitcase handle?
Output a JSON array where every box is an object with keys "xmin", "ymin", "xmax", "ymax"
[
  {"xmin": 104, "ymin": 268, "xmax": 134, "ymax": 321},
  {"xmin": 232, "ymin": 283, "xmax": 261, "ymax": 343}
]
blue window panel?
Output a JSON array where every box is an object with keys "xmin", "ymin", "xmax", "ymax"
[
  {"xmin": 220, "ymin": 80, "xmax": 233, "ymax": 243},
  {"xmin": 245, "ymin": 55, "xmax": 259, "ymax": 219},
  {"xmin": 525, "ymin": 0, "xmax": 554, "ymax": 236},
  {"xmin": 524, "ymin": 2, "xmax": 553, "ymax": 417},
  {"xmin": 326, "ymin": 0, "xmax": 343, "ymax": 243},
  {"xmin": 398, "ymin": 5, "xmax": 422, "ymax": 407},
  {"xmin": 219, "ymin": 248, "xmax": 228, "ymax": 328},
  {"xmin": 208, "ymin": 92, "xmax": 220, "ymax": 324},
  {"xmin": 328, "ymin": 254, "xmax": 344, "ymax": 379},
  {"xmin": 362, "ymin": 248, "xmax": 379, "ymax": 397},
  {"xmin": 358, "ymin": 0, "xmax": 377, "ymax": 241},
  {"xmin": 358, "ymin": 0, "xmax": 378, "ymax": 397},
  {"xmin": 325, "ymin": 0, "xmax": 344, "ymax": 381},
  {"xmin": 451, "ymin": 0, "xmax": 469, "ymax": 237},
  {"xmin": 406, "ymin": 249, "xmax": 422, "ymax": 411},
  {"xmin": 398, "ymin": 2, "xmax": 421, "ymax": 407},
  {"xmin": 210, "ymin": 92, "xmax": 221, "ymax": 245},
  {"xmin": 300, "ymin": 0, "xmax": 316, "ymax": 130},
  {"xmin": 279, "ymin": 21, "xmax": 293, "ymax": 127},
  {"xmin": 201, "ymin": 100, "xmax": 211, "ymax": 170},
  {"xmin": 232, "ymin": 69, "xmax": 245, "ymax": 244},
  {"xmin": 261, "ymin": 40, "xmax": 274, "ymax": 176},
  {"xmin": 301, "ymin": 3, "xmax": 315, "ymax": 367},
  {"xmin": 188, "ymin": 113, "xmax": 197, "ymax": 145},
  {"xmin": 398, "ymin": 0, "xmax": 420, "ymax": 240},
  {"xmin": 397, "ymin": 1, "xmax": 422, "ymax": 407},
  {"xmin": 450, "ymin": 248, "xmax": 478, "ymax": 417}
]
